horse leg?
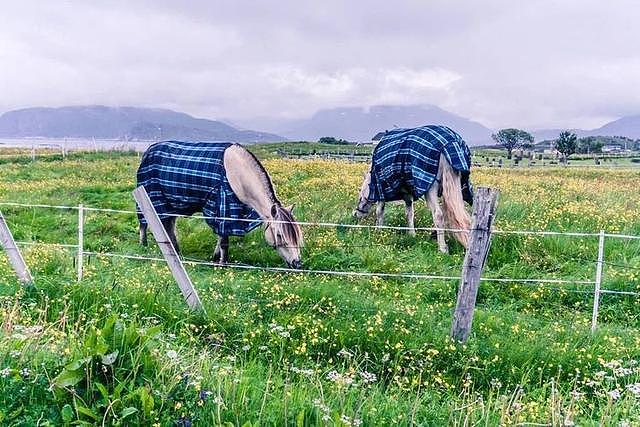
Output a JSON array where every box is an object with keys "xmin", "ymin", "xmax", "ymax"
[
  {"xmin": 213, "ymin": 237, "xmax": 221, "ymax": 262},
  {"xmin": 139, "ymin": 223, "xmax": 148, "ymax": 246},
  {"xmin": 426, "ymin": 185, "xmax": 448, "ymax": 254},
  {"xmin": 214, "ymin": 235, "xmax": 229, "ymax": 264},
  {"xmin": 162, "ymin": 217, "xmax": 180, "ymax": 254},
  {"xmin": 403, "ymin": 196, "xmax": 415, "ymax": 236},
  {"xmin": 376, "ymin": 202, "xmax": 385, "ymax": 226}
]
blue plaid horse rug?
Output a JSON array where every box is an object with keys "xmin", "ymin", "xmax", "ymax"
[
  {"xmin": 135, "ymin": 141, "xmax": 303, "ymax": 267},
  {"xmin": 368, "ymin": 125, "xmax": 473, "ymax": 203},
  {"xmin": 136, "ymin": 141, "xmax": 262, "ymax": 237},
  {"xmin": 353, "ymin": 125, "xmax": 473, "ymax": 253}
]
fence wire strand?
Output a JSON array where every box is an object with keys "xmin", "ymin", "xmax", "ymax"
[
  {"xmin": 4, "ymin": 201, "xmax": 640, "ymax": 298},
  {"xmin": 0, "ymin": 200, "xmax": 611, "ymax": 237}
]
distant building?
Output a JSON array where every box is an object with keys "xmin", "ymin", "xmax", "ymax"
[{"xmin": 602, "ymin": 144, "xmax": 624, "ymax": 153}]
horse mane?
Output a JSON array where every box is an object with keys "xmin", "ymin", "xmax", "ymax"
[
  {"xmin": 272, "ymin": 205, "xmax": 304, "ymax": 248},
  {"xmin": 439, "ymin": 153, "xmax": 471, "ymax": 248},
  {"xmin": 232, "ymin": 144, "xmax": 303, "ymax": 248},
  {"xmin": 236, "ymin": 144, "xmax": 278, "ymax": 204}
]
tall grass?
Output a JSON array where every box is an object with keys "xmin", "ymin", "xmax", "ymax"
[{"xmin": 1, "ymin": 149, "xmax": 640, "ymax": 425}]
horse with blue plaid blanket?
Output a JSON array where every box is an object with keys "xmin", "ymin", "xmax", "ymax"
[
  {"xmin": 353, "ymin": 125, "xmax": 473, "ymax": 253},
  {"xmin": 137, "ymin": 141, "xmax": 303, "ymax": 268}
]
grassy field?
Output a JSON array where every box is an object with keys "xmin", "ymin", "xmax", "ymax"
[{"xmin": 1, "ymin": 148, "xmax": 640, "ymax": 425}]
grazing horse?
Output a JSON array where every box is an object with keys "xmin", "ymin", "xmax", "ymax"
[
  {"xmin": 353, "ymin": 125, "xmax": 473, "ymax": 253},
  {"xmin": 136, "ymin": 141, "xmax": 303, "ymax": 268}
]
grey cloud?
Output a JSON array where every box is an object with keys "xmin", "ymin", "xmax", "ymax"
[{"xmin": 1, "ymin": 0, "xmax": 639, "ymax": 129}]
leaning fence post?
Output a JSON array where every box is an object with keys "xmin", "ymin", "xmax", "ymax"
[
  {"xmin": 77, "ymin": 204, "xmax": 84, "ymax": 282},
  {"xmin": 450, "ymin": 187, "xmax": 499, "ymax": 342},
  {"xmin": 0, "ymin": 210, "xmax": 34, "ymax": 286},
  {"xmin": 132, "ymin": 186, "xmax": 204, "ymax": 311},
  {"xmin": 591, "ymin": 229, "xmax": 606, "ymax": 333}
]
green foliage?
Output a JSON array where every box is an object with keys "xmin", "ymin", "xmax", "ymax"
[
  {"xmin": 1, "ymin": 149, "xmax": 640, "ymax": 425},
  {"xmin": 49, "ymin": 315, "xmax": 161, "ymax": 425},
  {"xmin": 577, "ymin": 136, "xmax": 603, "ymax": 154},
  {"xmin": 491, "ymin": 128, "xmax": 534, "ymax": 159},
  {"xmin": 319, "ymin": 136, "xmax": 351, "ymax": 145},
  {"xmin": 555, "ymin": 131, "xmax": 578, "ymax": 159}
]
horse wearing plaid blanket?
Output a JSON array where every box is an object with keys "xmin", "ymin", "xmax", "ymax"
[
  {"xmin": 137, "ymin": 141, "xmax": 303, "ymax": 268},
  {"xmin": 353, "ymin": 125, "xmax": 473, "ymax": 253}
]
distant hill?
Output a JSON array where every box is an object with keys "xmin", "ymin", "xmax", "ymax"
[
  {"xmin": 532, "ymin": 115, "xmax": 640, "ymax": 142},
  {"xmin": 238, "ymin": 105, "xmax": 494, "ymax": 145},
  {"xmin": 590, "ymin": 115, "xmax": 640, "ymax": 139},
  {"xmin": 0, "ymin": 106, "xmax": 284, "ymax": 143}
]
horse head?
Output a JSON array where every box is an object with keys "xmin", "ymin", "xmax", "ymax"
[
  {"xmin": 352, "ymin": 171, "xmax": 375, "ymax": 219},
  {"xmin": 264, "ymin": 204, "xmax": 304, "ymax": 269}
]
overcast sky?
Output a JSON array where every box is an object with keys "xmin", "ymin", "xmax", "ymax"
[{"xmin": 1, "ymin": 0, "xmax": 639, "ymax": 129}]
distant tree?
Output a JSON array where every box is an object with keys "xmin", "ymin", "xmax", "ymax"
[
  {"xmin": 319, "ymin": 136, "xmax": 338, "ymax": 144},
  {"xmin": 555, "ymin": 131, "xmax": 577, "ymax": 161},
  {"xmin": 577, "ymin": 136, "xmax": 603, "ymax": 154},
  {"xmin": 318, "ymin": 136, "xmax": 350, "ymax": 145},
  {"xmin": 491, "ymin": 128, "xmax": 534, "ymax": 159}
]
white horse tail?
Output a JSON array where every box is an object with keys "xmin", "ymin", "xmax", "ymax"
[{"xmin": 440, "ymin": 153, "xmax": 471, "ymax": 248}]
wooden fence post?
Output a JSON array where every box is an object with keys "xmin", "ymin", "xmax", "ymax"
[
  {"xmin": 450, "ymin": 187, "xmax": 499, "ymax": 342},
  {"xmin": 591, "ymin": 229, "xmax": 605, "ymax": 333},
  {"xmin": 0, "ymin": 210, "xmax": 34, "ymax": 286},
  {"xmin": 77, "ymin": 204, "xmax": 84, "ymax": 282},
  {"xmin": 132, "ymin": 186, "xmax": 204, "ymax": 311}
]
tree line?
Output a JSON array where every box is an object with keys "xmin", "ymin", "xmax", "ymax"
[{"xmin": 491, "ymin": 129, "xmax": 614, "ymax": 160}]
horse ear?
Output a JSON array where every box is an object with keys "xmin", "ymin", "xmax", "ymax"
[
  {"xmin": 286, "ymin": 204, "xmax": 295, "ymax": 213},
  {"xmin": 270, "ymin": 204, "xmax": 278, "ymax": 217}
]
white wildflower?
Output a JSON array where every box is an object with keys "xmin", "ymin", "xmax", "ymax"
[
  {"xmin": 242, "ymin": 345, "xmax": 251, "ymax": 351},
  {"xmin": 608, "ymin": 389, "xmax": 621, "ymax": 400},
  {"xmin": 571, "ymin": 390, "xmax": 585, "ymax": 400},
  {"xmin": 625, "ymin": 383, "xmax": 640, "ymax": 396},
  {"xmin": 326, "ymin": 370, "xmax": 354, "ymax": 387},
  {"xmin": 604, "ymin": 360, "xmax": 622, "ymax": 369},
  {"xmin": 291, "ymin": 366, "xmax": 314, "ymax": 377},
  {"xmin": 614, "ymin": 367, "xmax": 634, "ymax": 377},
  {"xmin": 1, "ymin": 368, "xmax": 11, "ymax": 378},
  {"xmin": 337, "ymin": 348, "xmax": 353, "ymax": 358},
  {"xmin": 340, "ymin": 415, "xmax": 353, "ymax": 426},
  {"xmin": 359, "ymin": 371, "xmax": 377, "ymax": 384},
  {"xmin": 166, "ymin": 350, "xmax": 178, "ymax": 359}
]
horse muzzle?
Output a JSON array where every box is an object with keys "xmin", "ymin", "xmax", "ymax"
[{"xmin": 288, "ymin": 260, "xmax": 303, "ymax": 269}]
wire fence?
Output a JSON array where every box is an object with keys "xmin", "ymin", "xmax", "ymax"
[
  {"xmin": 1, "ymin": 201, "xmax": 640, "ymax": 331},
  {"xmin": 0, "ymin": 201, "xmax": 609, "ymax": 236}
]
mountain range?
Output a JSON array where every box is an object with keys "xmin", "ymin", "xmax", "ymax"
[
  {"xmin": 0, "ymin": 106, "xmax": 282, "ymax": 143},
  {"xmin": 530, "ymin": 116, "xmax": 640, "ymax": 142},
  {"xmin": 1, "ymin": 105, "xmax": 639, "ymax": 145},
  {"xmin": 235, "ymin": 105, "xmax": 494, "ymax": 145}
]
